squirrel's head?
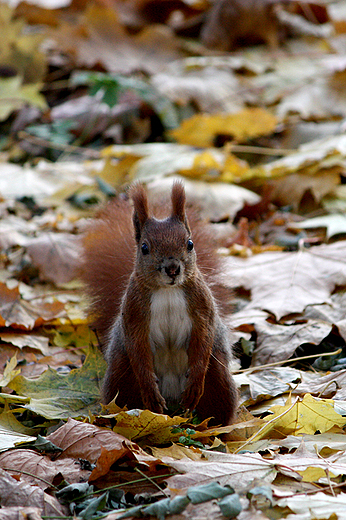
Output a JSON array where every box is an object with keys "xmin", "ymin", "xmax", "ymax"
[{"xmin": 130, "ymin": 182, "xmax": 196, "ymax": 289}]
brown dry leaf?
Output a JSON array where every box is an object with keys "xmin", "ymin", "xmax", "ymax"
[
  {"xmin": 151, "ymin": 443, "xmax": 203, "ymax": 461},
  {"xmin": 47, "ymin": 418, "xmax": 161, "ymax": 480},
  {"xmin": 14, "ymin": 2, "xmax": 64, "ymax": 26},
  {"xmin": 293, "ymin": 370, "xmax": 346, "ymax": 400},
  {"xmin": 200, "ymin": 0, "xmax": 282, "ymax": 51},
  {"xmin": 49, "ymin": 4, "xmax": 182, "ymax": 74},
  {"xmin": 170, "ymin": 108, "xmax": 277, "ymax": 147},
  {"xmin": 0, "ymin": 450, "xmax": 91, "ymax": 489},
  {"xmin": 0, "ymin": 468, "xmax": 67, "ymax": 516},
  {"xmin": 164, "ymin": 452, "xmax": 277, "ymax": 492},
  {"xmin": 233, "ymin": 367, "xmax": 301, "ymax": 406},
  {"xmin": 251, "ymin": 319, "xmax": 333, "ymax": 366},
  {"xmin": 0, "ymin": 333, "xmax": 50, "ymax": 356},
  {"xmin": 25, "ymin": 233, "xmax": 82, "ymax": 285},
  {"xmin": 152, "ymin": 63, "xmax": 245, "ymax": 113},
  {"xmin": 269, "ymin": 168, "xmax": 341, "ymax": 211},
  {"xmin": 0, "ymin": 507, "xmax": 43, "ymax": 520},
  {"xmin": 252, "ymin": 133, "xmax": 346, "ymax": 181},
  {"xmin": 0, "ymin": 283, "xmax": 66, "ymax": 330},
  {"xmin": 225, "ymin": 241, "xmax": 346, "ymax": 320},
  {"xmin": 272, "ymin": 446, "xmax": 346, "ymax": 483},
  {"xmin": 277, "ymin": 492, "xmax": 346, "ymax": 519}
]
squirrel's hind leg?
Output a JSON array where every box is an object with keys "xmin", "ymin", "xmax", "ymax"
[
  {"xmin": 195, "ymin": 352, "xmax": 237, "ymax": 427},
  {"xmin": 102, "ymin": 350, "xmax": 144, "ymax": 410}
]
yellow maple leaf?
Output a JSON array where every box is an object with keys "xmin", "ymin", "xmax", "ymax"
[
  {"xmin": 170, "ymin": 108, "xmax": 277, "ymax": 148},
  {"xmin": 264, "ymin": 394, "xmax": 346, "ymax": 436}
]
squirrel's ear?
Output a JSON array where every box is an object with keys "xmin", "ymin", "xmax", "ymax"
[
  {"xmin": 130, "ymin": 183, "xmax": 149, "ymax": 242},
  {"xmin": 171, "ymin": 181, "xmax": 186, "ymax": 221},
  {"xmin": 171, "ymin": 181, "xmax": 190, "ymax": 232}
]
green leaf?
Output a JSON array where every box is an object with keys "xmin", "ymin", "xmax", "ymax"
[
  {"xmin": 79, "ymin": 491, "xmax": 108, "ymax": 519},
  {"xmin": 118, "ymin": 505, "xmax": 143, "ymax": 518},
  {"xmin": 247, "ymin": 485, "xmax": 273, "ymax": 505},
  {"xmin": 26, "ymin": 120, "xmax": 77, "ymax": 146},
  {"xmin": 187, "ymin": 482, "xmax": 234, "ymax": 504},
  {"xmin": 168, "ymin": 495, "xmax": 190, "ymax": 514},
  {"xmin": 219, "ymin": 493, "xmax": 242, "ymax": 519},
  {"xmin": 57, "ymin": 482, "xmax": 91, "ymax": 503},
  {"xmin": 142, "ymin": 498, "xmax": 170, "ymax": 520},
  {"xmin": 8, "ymin": 343, "xmax": 106, "ymax": 419}
]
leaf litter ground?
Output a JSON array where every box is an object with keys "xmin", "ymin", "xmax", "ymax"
[{"xmin": 3, "ymin": 0, "xmax": 346, "ymax": 518}]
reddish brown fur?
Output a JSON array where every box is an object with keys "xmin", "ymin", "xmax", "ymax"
[
  {"xmin": 171, "ymin": 181, "xmax": 188, "ymax": 225},
  {"xmin": 81, "ymin": 184, "xmax": 237, "ymax": 425},
  {"xmin": 80, "ymin": 193, "xmax": 231, "ymax": 343}
]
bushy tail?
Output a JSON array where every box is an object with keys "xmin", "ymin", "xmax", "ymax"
[{"xmin": 80, "ymin": 198, "xmax": 135, "ymax": 345}]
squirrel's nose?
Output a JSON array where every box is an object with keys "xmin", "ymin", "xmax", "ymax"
[{"xmin": 165, "ymin": 261, "xmax": 181, "ymax": 279}]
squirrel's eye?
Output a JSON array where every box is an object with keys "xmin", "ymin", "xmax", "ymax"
[
  {"xmin": 187, "ymin": 239, "xmax": 194, "ymax": 252},
  {"xmin": 141, "ymin": 242, "xmax": 149, "ymax": 255}
]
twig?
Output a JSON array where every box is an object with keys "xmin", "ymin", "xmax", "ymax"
[
  {"xmin": 18, "ymin": 130, "xmax": 100, "ymax": 159},
  {"xmin": 134, "ymin": 467, "xmax": 169, "ymax": 498},
  {"xmin": 234, "ymin": 349, "xmax": 342, "ymax": 374},
  {"xmin": 234, "ymin": 397, "xmax": 298, "ymax": 453},
  {"xmin": 3, "ymin": 467, "xmax": 58, "ymax": 489},
  {"xmin": 229, "ymin": 143, "xmax": 295, "ymax": 156}
]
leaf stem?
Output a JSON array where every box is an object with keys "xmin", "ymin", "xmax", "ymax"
[{"xmin": 234, "ymin": 348, "xmax": 342, "ymax": 374}]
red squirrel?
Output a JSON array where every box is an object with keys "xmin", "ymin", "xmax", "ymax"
[{"xmin": 81, "ymin": 182, "xmax": 237, "ymax": 426}]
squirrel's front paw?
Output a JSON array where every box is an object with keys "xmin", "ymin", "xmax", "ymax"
[
  {"xmin": 182, "ymin": 382, "xmax": 204, "ymax": 412},
  {"xmin": 143, "ymin": 386, "xmax": 167, "ymax": 414}
]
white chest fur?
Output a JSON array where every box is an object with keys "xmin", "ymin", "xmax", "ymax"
[{"xmin": 149, "ymin": 287, "xmax": 192, "ymax": 401}]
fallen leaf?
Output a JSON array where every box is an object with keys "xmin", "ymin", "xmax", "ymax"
[
  {"xmin": 269, "ymin": 168, "xmax": 341, "ymax": 211},
  {"xmin": 263, "ymin": 394, "xmax": 346, "ymax": 436},
  {"xmin": 293, "ymin": 370, "xmax": 346, "ymax": 400},
  {"xmin": 0, "ymin": 333, "xmax": 51, "ymax": 356},
  {"xmin": 0, "ymin": 468, "xmax": 67, "ymax": 516},
  {"xmin": 50, "ymin": 4, "xmax": 182, "ymax": 74},
  {"xmin": 110, "ymin": 409, "xmax": 187, "ymax": 443},
  {"xmin": 47, "ymin": 418, "xmax": 161, "ymax": 479},
  {"xmin": 25, "ymin": 233, "xmax": 82, "ymax": 285},
  {"xmin": 252, "ymin": 133, "xmax": 346, "ymax": 181},
  {"xmin": 225, "ymin": 241, "xmax": 346, "ymax": 320},
  {"xmin": 0, "ymin": 76, "xmax": 46, "ymax": 122},
  {"xmin": 164, "ymin": 452, "xmax": 277, "ymax": 492},
  {"xmin": 0, "ymin": 3, "xmax": 47, "ymax": 83},
  {"xmin": 290, "ymin": 213, "xmax": 346, "ymax": 239},
  {"xmin": 147, "ymin": 176, "xmax": 259, "ymax": 221},
  {"xmin": 0, "ymin": 408, "xmax": 36, "ymax": 452},
  {"xmin": 233, "ymin": 367, "xmax": 302, "ymax": 406},
  {"xmin": 8, "ymin": 344, "xmax": 105, "ymax": 419},
  {"xmin": 0, "ymin": 450, "xmax": 91, "ymax": 489},
  {"xmin": 152, "ymin": 63, "xmax": 244, "ymax": 113},
  {"xmin": 170, "ymin": 108, "xmax": 277, "ymax": 147},
  {"xmin": 0, "ymin": 283, "xmax": 66, "ymax": 330},
  {"xmin": 277, "ymin": 491, "xmax": 346, "ymax": 519},
  {"xmin": 251, "ymin": 318, "xmax": 333, "ymax": 365},
  {"xmin": 269, "ymin": 432, "xmax": 346, "ymax": 455}
]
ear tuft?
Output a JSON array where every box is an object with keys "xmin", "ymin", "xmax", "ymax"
[
  {"xmin": 130, "ymin": 183, "xmax": 149, "ymax": 242},
  {"xmin": 171, "ymin": 181, "xmax": 186, "ymax": 223}
]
